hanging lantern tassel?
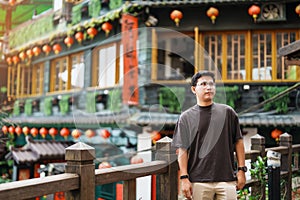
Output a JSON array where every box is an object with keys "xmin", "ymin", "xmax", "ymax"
[
  {"xmin": 248, "ymin": 5, "xmax": 261, "ymax": 22},
  {"xmin": 170, "ymin": 10, "xmax": 183, "ymax": 27},
  {"xmin": 206, "ymin": 7, "xmax": 219, "ymax": 24},
  {"xmin": 295, "ymin": 4, "xmax": 300, "ymax": 17}
]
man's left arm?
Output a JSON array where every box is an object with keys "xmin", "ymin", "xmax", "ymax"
[{"xmin": 236, "ymin": 139, "xmax": 246, "ymax": 190}]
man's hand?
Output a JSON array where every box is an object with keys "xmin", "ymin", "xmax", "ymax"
[
  {"xmin": 181, "ymin": 178, "xmax": 193, "ymax": 199},
  {"xmin": 236, "ymin": 171, "xmax": 246, "ymax": 190}
]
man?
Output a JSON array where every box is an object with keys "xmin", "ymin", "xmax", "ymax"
[{"xmin": 172, "ymin": 71, "xmax": 246, "ymax": 200}]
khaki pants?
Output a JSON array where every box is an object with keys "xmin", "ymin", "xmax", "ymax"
[{"xmin": 192, "ymin": 181, "xmax": 237, "ymax": 200}]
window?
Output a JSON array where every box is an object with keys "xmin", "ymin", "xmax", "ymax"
[
  {"xmin": 156, "ymin": 36, "xmax": 195, "ymax": 81},
  {"xmin": 92, "ymin": 42, "xmax": 123, "ymax": 88},
  {"xmin": 276, "ymin": 32, "xmax": 297, "ymax": 80},
  {"xmin": 49, "ymin": 52, "xmax": 84, "ymax": 92},
  {"xmin": 32, "ymin": 62, "xmax": 44, "ymax": 95}
]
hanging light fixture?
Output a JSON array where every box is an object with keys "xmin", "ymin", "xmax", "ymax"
[
  {"xmin": 296, "ymin": 4, "xmax": 300, "ymax": 17},
  {"xmin": 64, "ymin": 36, "xmax": 74, "ymax": 48},
  {"xmin": 32, "ymin": 46, "xmax": 41, "ymax": 56},
  {"xmin": 101, "ymin": 22, "xmax": 113, "ymax": 37},
  {"xmin": 170, "ymin": 10, "xmax": 183, "ymax": 26},
  {"xmin": 6, "ymin": 57, "xmax": 12, "ymax": 65},
  {"xmin": 206, "ymin": 7, "xmax": 219, "ymax": 24},
  {"xmin": 53, "ymin": 44, "xmax": 62, "ymax": 54},
  {"xmin": 248, "ymin": 5, "xmax": 261, "ymax": 22},
  {"xmin": 42, "ymin": 44, "xmax": 51, "ymax": 55}
]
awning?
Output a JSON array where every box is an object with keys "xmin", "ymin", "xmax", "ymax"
[
  {"xmin": 238, "ymin": 112, "xmax": 300, "ymax": 127},
  {"xmin": 11, "ymin": 137, "xmax": 74, "ymax": 164}
]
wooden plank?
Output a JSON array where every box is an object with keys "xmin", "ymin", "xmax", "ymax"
[
  {"xmin": 95, "ymin": 160, "xmax": 168, "ymax": 185},
  {"xmin": 0, "ymin": 173, "xmax": 79, "ymax": 200},
  {"xmin": 123, "ymin": 179, "xmax": 136, "ymax": 200}
]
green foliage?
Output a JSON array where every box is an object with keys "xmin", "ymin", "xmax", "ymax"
[
  {"xmin": 44, "ymin": 97, "xmax": 52, "ymax": 116},
  {"xmin": 24, "ymin": 99, "xmax": 32, "ymax": 116},
  {"xmin": 237, "ymin": 156, "xmax": 267, "ymax": 200},
  {"xmin": 263, "ymin": 86, "xmax": 290, "ymax": 113},
  {"xmin": 9, "ymin": 13, "xmax": 54, "ymax": 48},
  {"xmin": 108, "ymin": 89, "xmax": 122, "ymax": 112},
  {"xmin": 214, "ymin": 86, "xmax": 240, "ymax": 108},
  {"xmin": 13, "ymin": 100, "xmax": 20, "ymax": 116},
  {"xmin": 0, "ymin": 86, "xmax": 7, "ymax": 93},
  {"xmin": 109, "ymin": 0, "xmax": 123, "ymax": 10},
  {"xmin": 59, "ymin": 95, "xmax": 70, "ymax": 115},
  {"xmin": 72, "ymin": 4, "xmax": 83, "ymax": 24},
  {"xmin": 89, "ymin": 0, "xmax": 101, "ymax": 18},
  {"xmin": 86, "ymin": 92, "xmax": 96, "ymax": 113},
  {"xmin": 159, "ymin": 87, "xmax": 186, "ymax": 113}
]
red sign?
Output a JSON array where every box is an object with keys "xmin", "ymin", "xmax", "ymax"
[{"xmin": 122, "ymin": 14, "xmax": 139, "ymax": 105}]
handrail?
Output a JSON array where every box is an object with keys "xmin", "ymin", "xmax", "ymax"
[
  {"xmin": 95, "ymin": 160, "xmax": 168, "ymax": 185},
  {"xmin": 0, "ymin": 173, "xmax": 79, "ymax": 200}
]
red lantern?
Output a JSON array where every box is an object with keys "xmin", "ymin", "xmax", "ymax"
[
  {"xmin": 22, "ymin": 126, "xmax": 30, "ymax": 136},
  {"xmin": 60, "ymin": 128, "xmax": 70, "ymax": 139},
  {"xmin": 71, "ymin": 129, "xmax": 81, "ymax": 139},
  {"xmin": 8, "ymin": 126, "xmax": 15, "ymax": 135},
  {"xmin": 49, "ymin": 127, "xmax": 58, "ymax": 138},
  {"xmin": 151, "ymin": 131, "xmax": 162, "ymax": 144},
  {"xmin": 130, "ymin": 155, "xmax": 144, "ymax": 164},
  {"xmin": 42, "ymin": 44, "xmax": 51, "ymax": 55},
  {"xmin": 248, "ymin": 5, "xmax": 261, "ymax": 22},
  {"xmin": 1, "ymin": 126, "xmax": 8, "ymax": 134},
  {"xmin": 6, "ymin": 57, "xmax": 12, "ymax": 65},
  {"xmin": 15, "ymin": 126, "xmax": 22, "ymax": 136},
  {"xmin": 53, "ymin": 44, "xmax": 62, "ymax": 54},
  {"xmin": 206, "ymin": 7, "xmax": 219, "ymax": 24},
  {"xmin": 64, "ymin": 36, "xmax": 74, "ymax": 48},
  {"xmin": 39, "ymin": 127, "xmax": 48, "ymax": 138},
  {"xmin": 271, "ymin": 128, "xmax": 283, "ymax": 140},
  {"xmin": 85, "ymin": 129, "xmax": 95, "ymax": 138},
  {"xmin": 101, "ymin": 129, "xmax": 111, "ymax": 139},
  {"xmin": 30, "ymin": 127, "xmax": 38, "ymax": 137},
  {"xmin": 33, "ymin": 46, "xmax": 41, "ymax": 56},
  {"xmin": 98, "ymin": 161, "xmax": 112, "ymax": 169},
  {"xmin": 12, "ymin": 55, "xmax": 20, "ymax": 65},
  {"xmin": 101, "ymin": 22, "xmax": 113, "ymax": 36},
  {"xmin": 87, "ymin": 27, "xmax": 98, "ymax": 39},
  {"xmin": 170, "ymin": 10, "xmax": 183, "ymax": 26},
  {"xmin": 296, "ymin": 4, "xmax": 300, "ymax": 16},
  {"xmin": 75, "ymin": 32, "xmax": 84, "ymax": 43},
  {"xmin": 19, "ymin": 51, "xmax": 26, "ymax": 61},
  {"xmin": 26, "ymin": 49, "xmax": 34, "ymax": 59}
]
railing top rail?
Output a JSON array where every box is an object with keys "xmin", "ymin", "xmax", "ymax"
[
  {"xmin": 95, "ymin": 160, "xmax": 168, "ymax": 185},
  {"xmin": 0, "ymin": 173, "xmax": 79, "ymax": 200}
]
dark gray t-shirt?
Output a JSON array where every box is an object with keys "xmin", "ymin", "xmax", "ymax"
[{"xmin": 172, "ymin": 103, "xmax": 243, "ymax": 182}]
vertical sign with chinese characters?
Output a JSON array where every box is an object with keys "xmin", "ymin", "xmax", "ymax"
[{"xmin": 122, "ymin": 14, "xmax": 139, "ymax": 105}]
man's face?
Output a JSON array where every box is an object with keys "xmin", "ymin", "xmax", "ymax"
[{"xmin": 192, "ymin": 75, "xmax": 216, "ymax": 103}]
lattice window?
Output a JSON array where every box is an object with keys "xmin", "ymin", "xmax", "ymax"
[{"xmin": 204, "ymin": 34, "xmax": 222, "ymax": 80}]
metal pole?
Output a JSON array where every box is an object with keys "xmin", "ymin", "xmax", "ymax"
[{"xmin": 267, "ymin": 150, "xmax": 281, "ymax": 200}]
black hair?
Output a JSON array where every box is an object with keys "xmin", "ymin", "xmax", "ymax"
[{"xmin": 190, "ymin": 71, "xmax": 215, "ymax": 86}]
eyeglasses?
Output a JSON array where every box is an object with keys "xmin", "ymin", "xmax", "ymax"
[{"xmin": 196, "ymin": 81, "xmax": 215, "ymax": 88}]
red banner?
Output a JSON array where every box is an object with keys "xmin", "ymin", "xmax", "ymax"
[{"xmin": 121, "ymin": 14, "xmax": 139, "ymax": 105}]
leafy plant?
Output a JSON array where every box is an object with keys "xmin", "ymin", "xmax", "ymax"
[
  {"xmin": 214, "ymin": 86, "xmax": 240, "ymax": 108},
  {"xmin": 108, "ymin": 89, "xmax": 122, "ymax": 112},
  {"xmin": 13, "ymin": 100, "xmax": 20, "ymax": 116},
  {"xmin": 159, "ymin": 87, "xmax": 186, "ymax": 113},
  {"xmin": 237, "ymin": 156, "xmax": 267, "ymax": 200},
  {"xmin": 24, "ymin": 99, "xmax": 32, "ymax": 116},
  {"xmin": 72, "ymin": 3, "xmax": 83, "ymax": 25},
  {"xmin": 263, "ymin": 86, "xmax": 290, "ymax": 114},
  {"xmin": 43, "ymin": 97, "xmax": 53, "ymax": 116},
  {"xmin": 86, "ymin": 92, "xmax": 96, "ymax": 113},
  {"xmin": 89, "ymin": 0, "xmax": 101, "ymax": 18},
  {"xmin": 59, "ymin": 95, "xmax": 70, "ymax": 115}
]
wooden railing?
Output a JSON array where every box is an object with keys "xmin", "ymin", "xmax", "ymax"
[{"xmin": 0, "ymin": 133, "xmax": 299, "ymax": 200}]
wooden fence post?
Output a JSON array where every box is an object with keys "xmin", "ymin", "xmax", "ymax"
[
  {"xmin": 251, "ymin": 134, "xmax": 266, "ymax": 200},
  {"xmin": 65, "ymin": 142, "xmax": 95, "ymax": 200},
  {"xmin": 279, "ymin": 133, "xmax": 293, "ymax": 200},
  {"xmin": 155, "ymin": 136, "xmax": 178, "ymax": 200}
]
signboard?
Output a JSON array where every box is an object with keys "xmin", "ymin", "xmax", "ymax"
[{"xmin": 121, "ymin": 14, "xmax": 139, "ymax": 105}]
